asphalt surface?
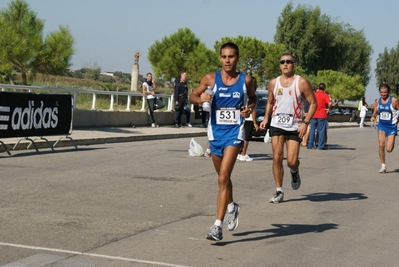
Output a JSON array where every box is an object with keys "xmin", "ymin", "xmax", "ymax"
[
  {"xmin": 0, "ymin": 121, "xmax": 368, "ymax": 154},
  {"xmin": 1, "ymin": 121, "xmax": 398, "ymax": 267}
]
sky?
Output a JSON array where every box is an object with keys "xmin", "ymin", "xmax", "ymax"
[{"xmin": 1, "ymin": 0, "xmax": 398, "ymax": 102}]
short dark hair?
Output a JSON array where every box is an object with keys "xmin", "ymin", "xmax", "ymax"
[
  {"xmin": 220, "ymin": 42, "xmax": 239, "ymax": 56},
  {"xmin": 318, "ymin": 83, "xmax": 326, "ymax": 91},
  {"xmin": 280, "ymin": 52, "xmax": 296, "ymax": 62},
  {"xmin": 311, "ymin": 84, "xmax": 317, "ymax": 91},
  {"xmin": 379, "ymin": 83, "xmax": 390, "ymax": 93}
]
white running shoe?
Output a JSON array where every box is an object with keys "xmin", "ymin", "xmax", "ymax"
[
  {"xmin": 379, "ymin": 166, "xmax": 386, "ymax": 173},
  {"xmin": 238, "ymin": 154, "xmax": 253, "ymax": 162},
  {"xmin": 204, "ymin": 148, "xmax": 211, "ymax": 158},
  {"xmin": 225, "ymin": 202, "xmax": 240, "ymax": 231},
  {"xmin": 206, "ymin": 225, "xmax": 223, "ymax": 241},
  {"xmin": 269, "ymin": 191, "xmax": 284, "ymax": 203}
]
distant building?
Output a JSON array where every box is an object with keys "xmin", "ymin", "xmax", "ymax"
[{"xmin": 101, "ymin": 72, "xmax": 114, "ymax": 77}]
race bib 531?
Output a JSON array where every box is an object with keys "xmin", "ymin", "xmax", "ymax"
[{"xmin": 216, "ymin": 107, "xmax": 240, "ymax": 125}]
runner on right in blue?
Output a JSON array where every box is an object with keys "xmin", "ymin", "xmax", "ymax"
[{"xmin": 370, "ymin": 83, "xmax": 399, "ymax": 173}]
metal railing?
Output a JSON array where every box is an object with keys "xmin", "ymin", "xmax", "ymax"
[{"xmin": 0, "ymin": 84, "xmax": 174, "ymax": 111}]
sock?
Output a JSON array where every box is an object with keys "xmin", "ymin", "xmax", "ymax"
[
  {"xmin": 227, "ymin": 202, "xmax": 235, "ymax": 213},
  {"xmin": 277, "ymin": 187, "xmax": 283, "ymax": 192},
  {"xmin": 382, "ymin": 164, "xmax": 386, "ymax": 168},
  {"xmin": 214, "ymin": 220, "xmax": 223, "ymax": 228}
]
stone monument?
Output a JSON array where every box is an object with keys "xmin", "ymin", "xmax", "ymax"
[{"xmin": 131, "ymin": 52, "xmax": 140, "ymax": 91}]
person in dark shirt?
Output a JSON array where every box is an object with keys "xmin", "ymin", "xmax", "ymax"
[{"xmin": 173, "ymin": 72, "xmax": 191, "ymax": 127}]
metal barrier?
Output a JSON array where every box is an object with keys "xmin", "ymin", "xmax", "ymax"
[
  {"xmin": 0, "ymin": 84, "xmax": 174, "ymax": 112},
  {"xmin": 0, "ymin": 90, "xmax": 75, "ymax": 155}
]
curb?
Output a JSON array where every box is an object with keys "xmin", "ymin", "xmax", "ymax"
[
  {"xmin": 1, "ymin": 123, "xmax": 365, "ymax": 154},
  {"xmin": 1, "ymin": 131, "xmax": 208, "ymax": 154}
]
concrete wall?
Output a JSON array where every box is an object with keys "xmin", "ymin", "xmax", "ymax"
[
  {"xmin": 73, "ymin": 110, "xmax": 203, "ymax": 128},
  {"xmin": 72, "ymin": 110, "xmax": 368, "ymax": 128},
  {"xmin": 327, "ymin": 114, "xmax": 370, "ymax": 123}
]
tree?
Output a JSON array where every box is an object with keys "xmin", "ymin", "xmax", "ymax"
[
  {"xmin": 214, "ymin": 37, "xmax": 284, "ymax": 88},
  {"xmin": 34, "ymin": 26, "xmax": 75, "ymax": 76},
  {"xmin": 148, "ymin": 28, "xmax": 217, "ymax": 82},
  {"xmin": 274, "ymin": 2, "xmax": 372, "ymax": 87},
  {"xmin": 261, "ymin": 42, "xmax": 287, "ymax": 83},
  {"xmin": 83, "ymin": 62, "xmax": 101, "ymax": 80},
  {"xmin": 0, "ymin": 0, "xmax": 75, "ymax": 85},
  {"xmin": 184, "ymin": 43, "xmax": 219, "ymax": 87},
  {"xmin": 375, "ymin": 43, "xmax": 399, "ymax": 96},
  {"xmin": 311, "ymin": 70, "xmax": 365, "ymax": 105}
]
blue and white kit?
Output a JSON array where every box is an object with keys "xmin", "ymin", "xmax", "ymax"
[
  {"xmin": 377, "ymin": 96, "xmax": 398, "ymax": 136},
  {"xmin": 207, "ymin": 71, "xmax": 247, "ymax": 156}
]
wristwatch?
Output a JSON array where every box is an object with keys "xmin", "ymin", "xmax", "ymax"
[{"xmin": 303, "ymin": 120, "xmax": 310, "ymax": 125}]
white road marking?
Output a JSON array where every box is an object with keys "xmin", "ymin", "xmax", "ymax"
[{"xmin": 0, "ymin": 242, "xmax": 192, "ymax": 267}]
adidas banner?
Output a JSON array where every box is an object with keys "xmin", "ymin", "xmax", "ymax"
[{"xmin": 0, "ymin": 91, "xmax": 73, "ymax": 138}]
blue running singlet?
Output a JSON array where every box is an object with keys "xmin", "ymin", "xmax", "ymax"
[
  {"xmin": 207, "ymin": 70, "xmax": 247, "ymax": 143},
  {"xmin": 377, "ymin": 96, "xmax": 398, "ymax": 136}
]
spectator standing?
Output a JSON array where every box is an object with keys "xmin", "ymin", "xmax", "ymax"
[
  {"xmin": 370, "ymin": 83, "xmax": 399, "ymax": 173},
  {"xmin": 142, "ymin": 72, "xmax": 164, "ymax": 127},
  {"xmin": 324, "ymin": 90, "xmax": 332, "ymax": 144},
  {"xmin": 201, "ymin": 105, "xmax": 209, "ymax": 128},
  {"xmin": 237, "ymin": 76, "xmax": 259, "ymax": 162},
  {"xmin": 359, "ymin": 102, "xmax": 368, "ymax": 128},
  {"xmin": 173, "ymin": 72, "xmax": 191, "ymax": 127},
  {"xmin": 260, "ymin": 53, "xmax": 317, "ymax": 203},
  {"xmin": 183, "ymin": 105, "xmax": 192, "ymax": 127},
  {"xmin": 307, "ymin": 83, "xmax": 331, "ymax": 150},
  {"xmin": 301, "ymin": 84, "xmax": 317, "ymax": 147},
  {"xmin": 189, "ymin": 42, "xmax": 257, "ymax": 241}
]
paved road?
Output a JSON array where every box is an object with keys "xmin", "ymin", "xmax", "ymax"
[
  {"xmin": 0, "ymin": 124, "xmax": 398, "ymax": 267},
  {"xmin": 1, "ymin": 122, "xmax": 369, "ymax": 154}
]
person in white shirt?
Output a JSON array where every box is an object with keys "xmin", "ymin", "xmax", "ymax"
[
  {"xmin": 359, "ymin": 102, "xmax": 368, "ymax": 128},
  {"xmin": 142, "ymin": 72, "xmax": 164, "ymax": 127},
  {"xmin": 260, "ymin": 53, "xmax": 317, "ymax": 204}
]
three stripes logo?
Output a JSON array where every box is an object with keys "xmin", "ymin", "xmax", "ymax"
[{"xmin": 0, "ymin": 106, "xmax": 10, "ymax": 130}]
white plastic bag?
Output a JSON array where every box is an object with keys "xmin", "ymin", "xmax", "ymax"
[
  {"xmin": 188, "ymin": 138, "xmax": 204, "ymax": 157},
  {"xmin": 264, "ymin": 130, "xmax": 272, "ymax": 143}
]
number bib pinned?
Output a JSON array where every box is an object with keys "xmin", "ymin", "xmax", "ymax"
[
  {"xmin": 276, "ymin": 113, "xmax": 294, "ymax": 128},
  {"xmin": 379, "ymin": 111, "xmax": 391, "ymax": 121},
  {"xmin": 216, "ymin": 107, "xmax": 241, "ymax": 125}
]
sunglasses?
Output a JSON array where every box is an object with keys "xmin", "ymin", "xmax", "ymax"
[{"xmin": 280, "ymin": 60, "xmax": 294, "ymax": 65}]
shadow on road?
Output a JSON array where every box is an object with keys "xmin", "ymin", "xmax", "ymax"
[
  {"xmin": 387, "ymin": 169, "xmax": 399, "ymax": 174},
  {"xmin": 287, "ymin": 192, "xmax": 368, "ymax": 202},
  {"xmin": 321, "ymin": 144, "xmax": 356, "ymax": 150},
  {"xmin": 213, "ymin": 223, "xmax": 339, "ymax": 246}
]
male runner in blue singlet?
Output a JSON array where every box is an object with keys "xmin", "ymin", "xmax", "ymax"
[
  {"xmin": 370, "ymin": 83, "xmax": 399, "ymax": 173},
  {"xmin": 189, "ymin": 42, "xmax": 257, "ymax": 241}
]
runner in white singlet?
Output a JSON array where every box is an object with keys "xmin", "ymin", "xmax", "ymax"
[{"xmin": 260, "ymin": 53, "xmax": 317, "ymax": 204}]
